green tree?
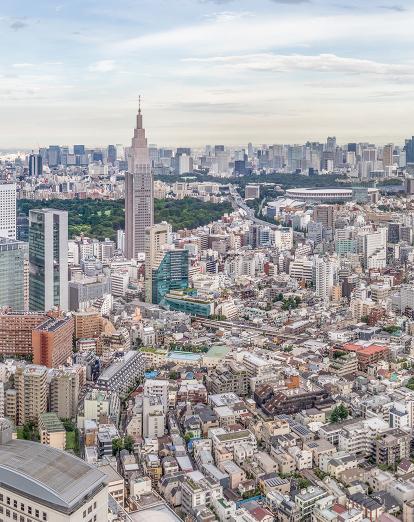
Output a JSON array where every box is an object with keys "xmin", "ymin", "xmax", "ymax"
[
  {"xmin": 112, "ymin": 437, "xmax": 124, "ymax": 455},
  {"xmin": 330, "ymin": 404, "xmax": 349, "ymax": 423},
  {"xmin": 124, "ymin": 435, "xmax": 135, "ymax": 453}
]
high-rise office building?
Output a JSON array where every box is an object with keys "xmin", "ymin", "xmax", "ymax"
[
  {"xmin": 151, "ymin": 250, "xmax": 189, "ymax": 305},
  {"xmin": 107, "ymin": 144, "xmax": 117, "ymax": 164},
  {"xmin": 0, "ymin": 238, "xmax": 27, "ymax": 310},
  {"xmin": 47, "ymin": 145, "xmax": 61, "ymax": 167},
  {"xmin": 125, "ymin": 102, "xmax": 154, "ymax": 259},
  {"xmin": 29, "ymin": 209, "xmax": 68, "ymax": 311},
  {"xmin": 404, "ymin": 137, "xmax": 414, "ymax": 164},
  {"xmin": 145, "ymin": 222, "xmax": 172, "ymax": 302},
  {"xmin": 0, "ymin": 182, "xmax": 16, "ymax": 240},
  {"xmin": 73, "ymin": 144, "xmax": 85, "ymax": 155},
  {"xmin": 313, "ymin": 205, "xmax": 336, "ymax": 230},
  {"xmin": 16, "ymin": 213, "xmax": 29, "ymax": 241},
  {"xmin": 383, "ymin": 144, "xmax": 394, "ymax": 168},
  {"xmin": 28, "ymin": 152, "xmax": 43, "ymax": 177}
]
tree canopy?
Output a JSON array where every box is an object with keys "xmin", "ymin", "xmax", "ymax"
[{"xmin": 17, "ymin": 197, "xmax": 232, "ymax": 241}]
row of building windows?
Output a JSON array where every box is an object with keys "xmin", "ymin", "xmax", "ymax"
[
  {"xmin": 0, "ymin": 494, "xmax": 47, "ymax": 521},
  {"xmin": 82, "ymin": 501, "xmax": 97, "ymax": 518}
]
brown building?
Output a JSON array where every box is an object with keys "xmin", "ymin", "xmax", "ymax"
[
  {"xmin": 342, "ymin": 342, "xmax": 390, "ymax": 372},
  {"xmin": 73, "ymin": 310, "xmax": 103, "ymax": 340},
  {"xmin": 0, "ymin": 311, "xmax": 47, "ymax": 357},
  {"xmin": 0, "ymin": 311, "xmax": 74, "ymax": 368},
  {"xmin": 254, "ymin": 381, "xmax": 334, "ymax": 416},
  {"xmin": 32, "ymin": 316, "xmax": 74, "ymax": 368}
]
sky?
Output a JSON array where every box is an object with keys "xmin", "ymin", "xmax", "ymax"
[{"xmin": 1, "ymin": 0, "xmax": 414, "ymax": 148}]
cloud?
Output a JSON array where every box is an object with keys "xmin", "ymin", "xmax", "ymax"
[
  {"xmin": 111, "ymin": 10, "xmax": 414, "ymax": 58},
  {"xmin": 270, "ymin": 0, "xmax": 310, "ymax": 3},
  {"xmin": 200, "ymin": 0, "xmax": 233, "ymax": 3},
  {"xmin": 183, "ymin": 53, "xmax": 414, "ymax": 78},
  {"xmin": 9, "ymin": 20, "xmax": 28, "ymax": 31},
  {"xmin": 12, "ymin": 63, "xmax": 34, "ymax": 68},
  {"xmin": 378, "ymin": 4, "xmax": 406, "ymax": 11},
  {"xmin": 88, "ymin": 60, "xmax": 116, "ymax": 72}
]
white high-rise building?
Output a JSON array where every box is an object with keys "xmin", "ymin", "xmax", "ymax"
[
  {"xmin": 142, "ymin": 395, "xmax": 165, "ymax": 438},
  {"xmin": 358, "ymin": 227, "xmax": 387, "ymax": 269},
  {"xmin": 274, "ymin": 227, "xmax": 293, "ymax": 251},
  {"xmin": 117, "ymin": 229, "xmax": 125, "ymax": 253},
  {"xmin": 178, "ymin": 153, "xmax": 193, "ymax": 175},
  {"xmin": 125, "ymin": 101, "xmax": 154, "ymax": 259},
  {"xmin": 0, "ymin": 182, "xmax": 16, "ymax": 240},
  {"xmin": 313, "ymin": 256, "xmax": 335, "ymax": 301}
]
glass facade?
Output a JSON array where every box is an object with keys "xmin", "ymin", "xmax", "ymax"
[
  {"xmin": 163, "ymin": 295, "xmax": 213, "ymax": 317},
  {"xmin": 0, "ymin": 240, "xmax": 27, "ymax": 310},
  {"xmin": 29, "ymin": 213, "xmax": 46, "ymax": 311},
  {"xmin": 152, "ymin": 250, "xmax": 189, "ymax": 305},
  {"xmin": 29, "ymin": 209, "xmax": 68, "ymax": 311}
]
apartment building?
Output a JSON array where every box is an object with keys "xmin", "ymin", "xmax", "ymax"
[
  {"xmin": 14, "ymin": 364, "xmax": 48, "ymax": 426},
  {"xmin": 96, "ymin": 351, "xmax": 145, "ymax": 395},
  {"xmin": 49, "ymin": 368, "xmax": 80, "ymax": 420}
]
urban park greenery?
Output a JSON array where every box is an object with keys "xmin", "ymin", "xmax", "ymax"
[{"xmin": 17, "ymin": 197, "xmax": 232, "ymax": 241}]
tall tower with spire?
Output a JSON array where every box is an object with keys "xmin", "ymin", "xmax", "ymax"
[{"xmin": 125, "ymin": 98, "xmax": 154, "ymax": 259}]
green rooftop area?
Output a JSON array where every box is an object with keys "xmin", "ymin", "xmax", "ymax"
[
  {"xmin": 205, "ymin": 345, "xmax": 230, "ymax": 359},
  {"xmin": 217, "ymin": 430, "xmax": 250, "ymax": 442},
  {"xmin": 39, "ymin": 412, "xmax": 65, "ymax": 432}
]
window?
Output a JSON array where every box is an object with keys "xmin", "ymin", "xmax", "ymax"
[
  {"xmin": 42, "ymin": 514, "xmax": 47, "ymax": 521},
  {"xmin": 13, "ymin": 501, "xmax": 17, "ymax": 508},
  {"xmin": 88, "ymin": 506, "xmax": 92, "ymax": 514},
  {"xmin": 6, "ymin": 498, "xmax": 10, "ymax": 506},
  {"xmin": 28, "ymin": 507, "xmax": 32, "ymax": 515},
  {"xmin": 35, "ymin": 511, "xmax": 39, "ymax": 518},
  {"xmin": 20, "ymin": 505, "xmax": 24, "ymax": 512},
  {"xmin": 93, "ymin": 502, "xmax": 96, "ymax": 510}
]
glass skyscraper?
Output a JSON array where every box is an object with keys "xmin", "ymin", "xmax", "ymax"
[
  {"xmin": 0, "ymin": 239, "xmax": 27, "ymax": 310},
  {"xmin": 151, "ymin": 250, "xmax": 189, "ymax": 305},
  {"xmin": 29, "ymin": 209, "xmax": 68, "ymax": 312}
]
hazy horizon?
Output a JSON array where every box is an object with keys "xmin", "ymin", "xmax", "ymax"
[{"xmin": 2, "ymin": 0, "xmax": 414, "ymax": 148}]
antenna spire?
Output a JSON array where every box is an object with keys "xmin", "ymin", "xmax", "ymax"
[{"xmin": 138, "ymin": 94, "xmax": 141, "ymax": 114}]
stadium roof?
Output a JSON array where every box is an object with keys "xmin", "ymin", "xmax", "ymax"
[{"xmin": 0, "ymin": 439, "xmax": 106, "ymax": 514}]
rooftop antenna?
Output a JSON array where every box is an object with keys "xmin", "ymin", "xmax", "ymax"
[{"xmin": 138, "ymin": 94, "xmax": 141, "ymax": 114}]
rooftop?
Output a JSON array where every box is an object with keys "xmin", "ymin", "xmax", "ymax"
[
  {"xmin": 39, "ymin": 412, "xmax": 65, "ymax": 433},
  {"xmin": 0, "ymin": 439, "xmax": 105, "ymax": 513}
]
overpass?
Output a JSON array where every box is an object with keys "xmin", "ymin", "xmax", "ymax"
[{"xmin": 228, "ymin": 188, "xmax": 281, "ymax": 231}]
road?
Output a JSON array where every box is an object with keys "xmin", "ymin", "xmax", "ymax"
[{"xmin": 229, "ymin": 188, "xmax": 281, "ymax": 231}]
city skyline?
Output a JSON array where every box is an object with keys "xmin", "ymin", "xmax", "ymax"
[{"xmin": 2, "ymin": 0, "xmax": 414, "ymax": 148}]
